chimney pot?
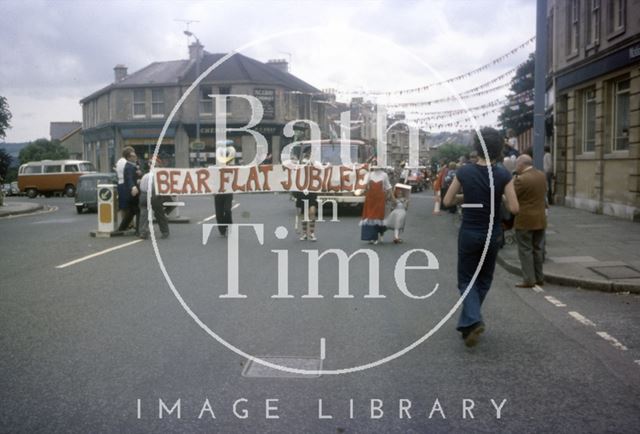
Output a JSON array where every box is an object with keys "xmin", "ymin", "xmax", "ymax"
[
  {"xmin": 267, "ymin": 59, "xmax": 289, "ymax": 73},
  {"xmin": 114, "ymin": 64, "xmax": 127, "ymax": 83}
]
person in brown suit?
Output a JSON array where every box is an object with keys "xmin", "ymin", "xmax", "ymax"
[{"xmin": 514, "ymin": 155, "xmax": 547, "ymax": 288}]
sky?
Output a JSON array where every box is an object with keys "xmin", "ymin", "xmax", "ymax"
[{"xmin": 0, "ymin": 0, "xmax": 537, "ymax": 142}]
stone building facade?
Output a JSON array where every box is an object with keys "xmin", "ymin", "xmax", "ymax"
[
  {"xmin": 80, "ymin": 43, "xmax": 327, "ymax": 171},
  {"xmin": 548, "ymin": 0, "xmax": 640, "ymax": 220}
]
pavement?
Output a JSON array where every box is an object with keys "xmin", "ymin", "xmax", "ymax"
[
  {"xmin": 0, "ymin": 199, "xmax": 43, "ymax": 217},
  {"xmin": 498, "ymin": 205, "xmax": 640, "ymax": 294}
]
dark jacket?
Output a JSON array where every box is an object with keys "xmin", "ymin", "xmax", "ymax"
[{"xmin": 514, "ymin": 167, "xmax": 547, "ymax": 231}]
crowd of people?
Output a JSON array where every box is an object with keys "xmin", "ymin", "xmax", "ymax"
[{"xmin": 113, "ymin": 131, "xmax": 552, "ymax": 349}]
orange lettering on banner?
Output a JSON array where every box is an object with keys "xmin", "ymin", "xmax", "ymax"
[
  {"xmin": 295, "ymin": 166, "xmax": 309, "ymax": 191},
  {"xmin": 170, "ymin": 171, "xmax": 181, "ymax": 194},
  {"xmin": 327, "ymin": 166, "xmax": 341, "ymax": 192},
  {"xmin": 308, "ymin": 166, "xmax": 323, "ymax": 192},
  {"xmin": 156, "ymin": 170, "xmax": 171, "ymax": 194},
  {"xmin": 339, "ymin": 166, "xmax": 353, "ymax": 191},
  {"xmin": 196, "ymin": 169, "xmax": 212, "ymax": 194},
  {"xmin": 246, "ymin": 166, "xmax": 261, "ymax": 192},
  {"xmin": 231, "ymin": 168, "xmax": 245, "ymax": 192},
  {"xmin": 281, "ymin": 166, "xmax": 293, "ymax": 190},
  {"xmin": 259, "ymin": 165, "xmax": 273, "ymax": 191},
  {"xmin": 182, "ymin": 171, "xmax": 196, "ymax": 194},
  {"xmin": 219, "ymin": 168, "xmax": 234, "ymax": 193}
]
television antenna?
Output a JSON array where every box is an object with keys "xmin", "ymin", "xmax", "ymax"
[{"xmin": 175, "ymin": 19, "xmax": 200, "ymax": 33}]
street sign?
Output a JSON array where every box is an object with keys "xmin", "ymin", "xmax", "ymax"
[{"xmin": 190, "ymin": 141, "xmax": 205, "ymax": 151}]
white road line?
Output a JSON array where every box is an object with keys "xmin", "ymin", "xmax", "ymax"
[
  {"xmin": 197, "ymin": 203, "xmax": 240, "ymax": 224},
  {"xmin": 162, "ymin": 201, "xmax": 185, "ymax": 207},
  {"xmin": 634, "ymin": 360, "xmax": 640, "ymax": 367},
  {"xmin": 461, "ymin": 203, "xmax": 483, "ymax": 208},
  {"xmin": 532, "ymin": 285, "xmax": 544, "ymax": 293},
  {"xmin": 320, "ymin": 338, "xmax": 326, "ymax": 360},
  {"xmin": 596, "ymin": 331, "xmax": 629, "ymax": 351},
  {"xmin": 544, "ymin": 295, "xmax": 566, "ymax": 307},
  {"xmin": 55, "ymin": 239, "xmax": 143, "ymax": 269},
  {"xmin": 568, "ymin": 311, "xmax": 596, "ymax": 327}
]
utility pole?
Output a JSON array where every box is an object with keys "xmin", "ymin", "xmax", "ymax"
[{"xmin": 532, "ymin": 0, "xmax": 548, "ymax": 170}]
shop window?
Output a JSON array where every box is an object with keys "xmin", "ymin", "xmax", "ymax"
[
  {"xmin": 151, "ymin": 89, "xmax": 164, "ymax": 117},
  {"xmin": 133, "ymin": 89, "xmax": 146, "ymax": 118},
  {"xmin": 612, "ymin": 78, "xmax": 630, "ymax": 151},
  {"xmin": 581, "ymin": 88, "xmax": 596, "ymax": 153}
]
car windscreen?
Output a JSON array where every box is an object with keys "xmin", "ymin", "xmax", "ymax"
[{"xmin": 79, "ymin": 163, "xmax": 96, "ymax": 172}]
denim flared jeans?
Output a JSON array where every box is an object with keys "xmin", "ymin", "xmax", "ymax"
[{"xmin": 456, "ymin": 226, "xmax": 501, "ymax": 330}]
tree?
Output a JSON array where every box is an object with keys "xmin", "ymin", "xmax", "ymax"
[
  {"xmin": 0, "ymin": 96, "xmax": 11, "ymax": 140},
  {"xmin": 498, "ymin": 53, "xmax": 535, "ymax": 136},
  {"xmin": 434, "ymin": 142, "xmax": 471, "ymax": 163},
  {"xmin": 0, "ymin": 148, "xmax": 11, "ymax": 181},
  {"xmin": 18, "ymin": 138, "xmax": 69, "ymax": 164}
]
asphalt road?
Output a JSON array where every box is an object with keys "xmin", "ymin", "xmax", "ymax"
[{"xmin": 1, "ymin": 193, "xmax": 639, "ymax": 433}]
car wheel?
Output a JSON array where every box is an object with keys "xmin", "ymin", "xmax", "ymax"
[
  {"xmin": 26, "ymin": 188, "xmax": 37, "ymax": 199},
  {"xmin": 65, "ymin": 184, "xmax": 76, "ymax": 197},
  {"xmin": 76, "ymin": 206, "xmax": 84, "ymax": 214}
]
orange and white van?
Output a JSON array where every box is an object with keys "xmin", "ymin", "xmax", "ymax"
[{"xmin": 18, "ymin": 160, "xmax": 96, "ymax": 198}]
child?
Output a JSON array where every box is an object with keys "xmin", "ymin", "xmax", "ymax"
[{"xmin": 385, "ymin": 183, "xmax": 411, "ymax": 243}]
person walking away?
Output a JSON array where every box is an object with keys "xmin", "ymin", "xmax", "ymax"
[
  {"xmin": 513, "ymin": 154, "xmax": 547, "ymax": 288},
  {"xmin": 138, "ymin": 159, "xmax": 169, "ymax": 240},
  {"xmin": 543, "ymin": 146, "xmax": 553, "ymax": 205},
  {"xmin": 441, "ymin": 162, "xmax": 458, "ymax": 214},
  {"xmin": 443, "ymin": 127, "xmax": 519, "ymax": 347},
  {"xmin": 384, "ymin": 183, "xmax": 411, "ymax": 243},
  {"xmin": 117, "ymin": 149, "xmax": 140, "ymax": 234},
  {"xmin": 360, "ymin": 164, "xmax": 392, "ymax": 244}
]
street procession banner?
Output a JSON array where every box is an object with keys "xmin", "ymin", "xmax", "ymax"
[{"xmin": 154, "ymin": 164, "xmax": 370, "ymax": 195}]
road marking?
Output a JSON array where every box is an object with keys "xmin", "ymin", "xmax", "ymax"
[
  {"xmin": 461, "ymin": 203, "xmax": 483, "ymax": 208},
  {"xmin": 634, "ymin": 360, "xmax": 640, "ymax": 367},
  {"xmin": 197, "ymin": 203, "xmax": 240, "ymax": 224},
  {"xmin": 55, "ymin": 239, "xmax": 143, "ymax": 269},
  {"xmin": 532, "ymin": 285, "xmax": 544, "ymax": 293},
  {"xmin": 596, "ymin": 331, "xmax": 628, "ymax": 351},
  {"xmin": 320, "ymin": 338, "xmax": 326, "ymax": 360},
  {"xmin": 544, "ymin": 295, "xmax": 566, "ymax": 307},
  {"xmin": 162, "ymin": 201, "xmax": 185, "ymax": 207},
  {"xmin": 568, "ymin": 311, "xmax": 596, "ymax": 327}
]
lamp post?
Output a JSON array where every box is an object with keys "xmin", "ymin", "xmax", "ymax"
[{"xmin": 185, "ymin": 30, "xmax": 204, "ymax": 166}]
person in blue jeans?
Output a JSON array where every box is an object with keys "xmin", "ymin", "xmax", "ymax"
[{"xmin": 444, "ymin": 128, "xmax": 519, "ymax": 347}]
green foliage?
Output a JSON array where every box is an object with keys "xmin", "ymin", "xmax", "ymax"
[
  {"xmin": 498, "ymin": 53, "xmax": 534, "ymax": 136},
  {"xmin": 0, "ymin": 148, "xmax": 12, "ymax": 181},
  {"xmin": 0, "ymin": 96, "xmax": 11, "ymax": 139},
  {"xmin": 434, "ymin": 143, "xmax": 471, "ymax": 163},
  {"xmin": 18, "ymin": 138, "xmax": 69, "ymax": 164}
]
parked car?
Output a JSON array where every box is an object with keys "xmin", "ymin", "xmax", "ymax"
[
  {"xmin": 18, "ymin": 159, "xmax": 96, "ymax": 198},
  {"xmin": 2, "ymin": 182, "xmax": 20, "ymax": 196},
  {"xmin": 74, "ymin": 173, "xmax": 117, "ymax": 213}
]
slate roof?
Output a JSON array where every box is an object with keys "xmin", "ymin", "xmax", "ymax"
[
  {"xmin": 81, "ymin": 51, "xmax": 318, "ymax": 103},
  {"xmin": 50, "ymin": 121, "xmax": 82, "ymax": 140}
]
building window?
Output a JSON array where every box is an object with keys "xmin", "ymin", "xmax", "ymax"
[
  {"xmin": 151, "ymin": 89, "xmax": 164, "ymax": 117},
  {"xmin": 219, "ymin": 86, "xmax": 231, "ymax": 114},
  {"xmin": 612, "ymin": 78, "xmax": 630, "ymax": 151},
  {"xmin": 586, "ymin": 0, "xmax": 600, "ymax": 46},
  {"xmin": 607, "ymin": 0, "xmax": 625, "ymax": 35},
  {"xmin": 567, "ymin": 0, "xmax": 580, "ymax": 56},
  {"xmin": 582, "ymin": 88, "xmax": 596, "ymax": 153},
  {"xmin": 133, "ymin": 89, "xmax": 146, "ymax": 117},
  {"xmin": 200, "ymin": 85, "xmax": 213, "ymax": 115}
]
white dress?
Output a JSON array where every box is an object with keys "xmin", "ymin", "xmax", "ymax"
[{"xmin": 384, "ymin": 198, "xmax": 408, "ymax": 231}]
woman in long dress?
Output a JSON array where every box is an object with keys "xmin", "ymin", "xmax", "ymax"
[{"xmin": 360, "ymin": 167, "xmax": 392, "ymax": 244}]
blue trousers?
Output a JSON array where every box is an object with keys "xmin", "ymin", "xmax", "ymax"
[{"xmin": 456, "ymin": 226, "xmax": 501, "ymax": 330}]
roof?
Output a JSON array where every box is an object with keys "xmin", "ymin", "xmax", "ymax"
[
  {"xmin": 50, "ymin": 121, "xmax": 82, "ymax": 140},
  {"xmin": 81, "ymin": 51, "xmax": 319, "ymax": 104},
  {"xmin": 59, "ymin": 126, "xmax": 82, "ymax": 142}
]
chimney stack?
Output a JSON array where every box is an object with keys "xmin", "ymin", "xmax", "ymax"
[
  {"xmin": 267, "ymin": 59, "xmax": 289, "ymax": 73},
  {"xmin": 188, "ymin": 41, "xmax": 204, "ymax": 61},
  {"xmin": 114, "ymin": 64, "xmax": 127, "ymax": 83}
]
